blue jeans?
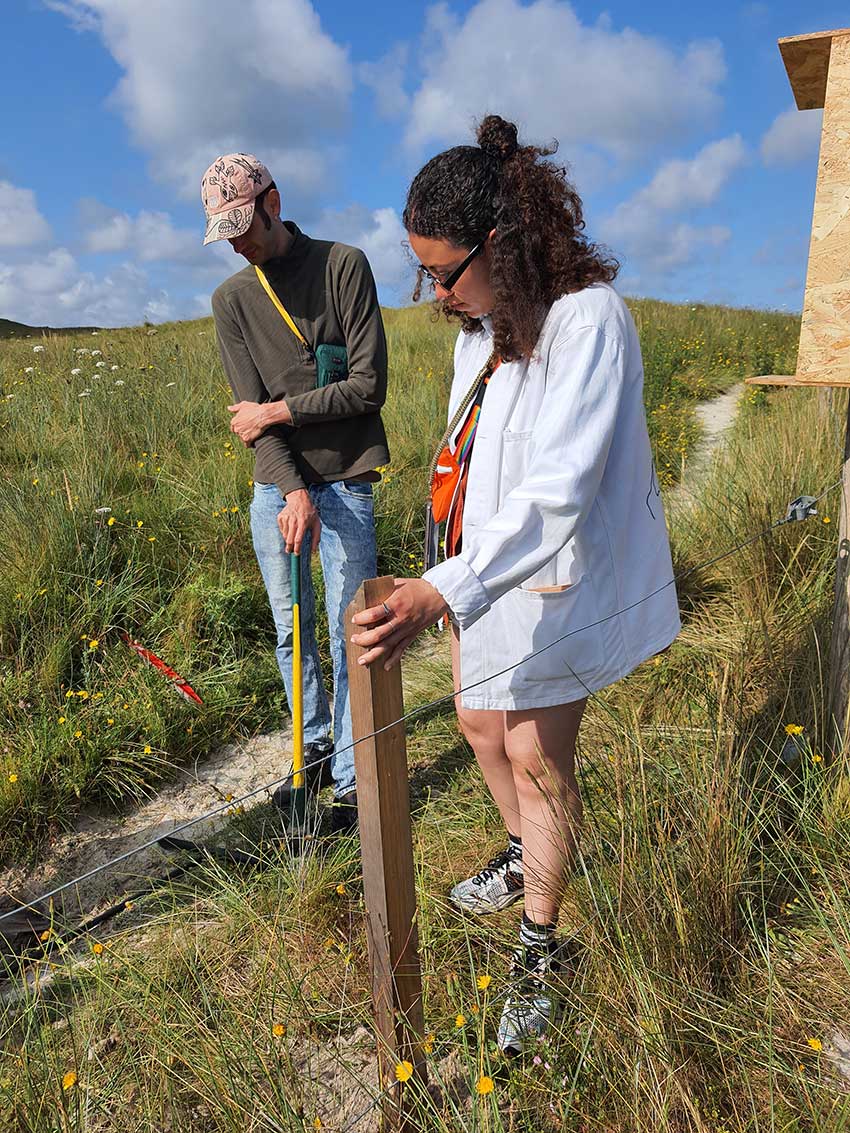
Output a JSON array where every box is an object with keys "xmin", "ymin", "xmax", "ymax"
[{"xmin": 250, "ymin": 480, "xmax": 377, "ymax": 797}]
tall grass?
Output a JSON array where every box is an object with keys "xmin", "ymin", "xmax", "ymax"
[
  {"xmin": 3, "ymin": 382, "xmax": 848, "ymax": 1130},
  {"xmin": 4, "ymin": 299, "xmax": 850, "ymax": 1130}
]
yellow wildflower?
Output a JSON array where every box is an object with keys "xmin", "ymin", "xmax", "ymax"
[
  {"xmin": 807, "ymin": 1037, "xmax": 823, "ymax": 1052},
  {"xmin": 148, "ymin": 536, "xmax": 156, "ymax": 542},
  {"xmin": 455, "ymin": 1014, "xmax": 466, "ymax": 1028},
  {"xmin": 62, "ymin": 1070, "xmax": 77, "ymax": 1091},
  {"xmin": 74, "ymin": 730, "xmax": 82, "ymax": 739},
  {"xmin": 784, "ymin": 724, "xmax": 804, "ymax": 736},
  {"xmin": 823, "ymin": 516, "xmax": 831, "ymax": 524},
  {"xmin": 124, "ymin": 901, "xmax": 134, "ymax": 911},
  {"xmin": 395, "ymin": 1061, "xmax": 414, "ymax": 1082},
  {"xmin": 8, "ymin": 773, "xmax": 18, "ymax": 784},
  {"xmin": 143, "ymin": 745, "xmax": 152, "ymax": 754},
  {"xmin": 476, "ymin": 1075, "xmax": 494, "ymax": 1096},
  {"xmin": 92, "ymin": 942, "xmax": 104, "ymax": 955},
  {"xmin": 313, "ymin": 1119, "xmax": 322, "ymax": 1130},
  {"xmin": 476, "ymin": 973, "xmax": 492, "ymax": 991},
  {"xmin": 422, "ymin": 1034, "xmax": 434, "ymax": 1054},
  {"xmin": 812, "ymin": 752, "xmax": 823, "ymax": 764},
  {"xmin": 272, "ymin": 1023, "xmax": 286, "ymax": 1038},
  {"xmin": 40, "ymin": 929, "xmax": 51, "ymax": 942},
  {"xmin": 136, "ymin": 520, "xmax": 143, "ymax": 528},
  {"xmin": 107, "ymin": 516, "xmax": 116, "ymax": 526},
  {"xmin": 88, "ymin": 639, "xmax": 98, "ymax": 650},
  {"xmin": 336, "ymin": 883, "xmax": 347, "ymax": 896},
  {"xmin": 95, "ymin": 579, "xmax": 103, "ymax": 586}
]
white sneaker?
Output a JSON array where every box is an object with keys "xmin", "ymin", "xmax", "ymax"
[
  {"xmin": 449, "ymin": 844, "xmax": 524, "ymax": 914},
  {"xmin": 497, "ymin": 939, "xmax": 571, "ymax": 1056}
]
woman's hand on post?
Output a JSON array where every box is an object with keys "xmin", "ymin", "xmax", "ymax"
[
  {"xmin": 350, "ymin": 578, "xmax": 448, "ymax": 670},
  {"xmin": 278, "ymin": 489, "xmax": 321, "ymax": 554}
]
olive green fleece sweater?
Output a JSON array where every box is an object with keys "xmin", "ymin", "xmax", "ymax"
[{"xmin": 211, "ymin": 223, "xmax": 390, "ymax": 498}]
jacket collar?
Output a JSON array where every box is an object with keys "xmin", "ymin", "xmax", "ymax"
[{"xmin": 263, "ymin": 221, "xmax": 310, "ymax": 271}]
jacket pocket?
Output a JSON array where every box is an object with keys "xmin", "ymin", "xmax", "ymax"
[
  {"xmin": 494, "ymin": 575, "xmax": 603, "ymax": 690},
  {"xmin": 499, "ymin": 430, "xmax": 533, "ymax": 499}
]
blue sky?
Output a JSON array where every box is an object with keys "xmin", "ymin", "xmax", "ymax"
[{"xmin": 0, "ymin": 0, "xmax": 842, "ymax": 326}]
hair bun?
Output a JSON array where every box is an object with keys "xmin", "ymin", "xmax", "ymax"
[{"xmin": 477, "ymin": 115, "xmax": 519, "ymax": 162}]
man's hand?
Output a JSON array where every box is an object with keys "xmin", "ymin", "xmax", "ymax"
[
  {"xmin": 278, "ymin": 489, "xmax": 321, "ymax": 554},
  {"xmin": 228, "ymin": 400, "xmax": 292, "ymax": 445},
  {"xmin": 350, "ymin": 578, "xmax": 448, "ymax": 669}
]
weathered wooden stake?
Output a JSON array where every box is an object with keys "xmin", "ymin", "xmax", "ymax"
[{"xmin": 344, "ymin": 577, "xmax": 426, "ymax": 1129}]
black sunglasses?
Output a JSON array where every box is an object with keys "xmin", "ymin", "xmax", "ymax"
[{"xmin": 420, "ymin": 240, "xmax": 485, "ymax": 292}]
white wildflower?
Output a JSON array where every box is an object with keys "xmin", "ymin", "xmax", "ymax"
[
  {"xmin": 79, "ymin": 390, "xmax": 91, "ymax": 397},
  {"xmin": 91, "ymin": 349, "xmax": 102, "ymax": 356},
  {"xmin": 24, "ymin": 367, "xmax": 34, "ymax": 373},
  {"xmin": 71, "ymin": 368, "xmax": 82, "ymax": 375},
  {"xmin": 95, "ymin": 361, "xmax": 106, "ymax": 368},
  {"xmin": 95, "ymin": 507, "xmax": 112, "ymax": 514},
  {"xmin": 111, "ymin": 365, "xmax": 119, "ymax": 371},
  {"xmin": 32, "ymin": 345, "xmax": 44, "ymax": 353},
  {"xmin": 114, "ymin": 380, "xmax": 125, "ymax": 386},
  {"xmin": 165, "ymin": 382, "xmax": 176, "ymax": 387}
]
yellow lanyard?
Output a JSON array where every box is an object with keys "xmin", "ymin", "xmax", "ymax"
[{"xmin": 254, "ymin": 265, "xmax": 309, "ymax": 349}]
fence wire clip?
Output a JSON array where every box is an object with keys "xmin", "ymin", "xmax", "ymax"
[{"xmin": 783, "ymin": 495, "xmax": 818, "ymax": 524}]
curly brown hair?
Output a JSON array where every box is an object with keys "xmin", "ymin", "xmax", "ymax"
[{"xmin": 403, "ymin": 115, "xmax": 619, "ymax": 362}]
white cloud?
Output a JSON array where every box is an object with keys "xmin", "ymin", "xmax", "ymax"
[
  {"xmin": 601, "ymin": 136, "xmax": 746, "ymax": 279},
  {"xmin": 360, "ymin": 43, "xmax": 411, "ymax": 120},
  {"xmin": 760, "ymin": 106, "xmax": 823, "ymax": 166},
  {"xmin": 79, "ymin": 199, "xmax": 208, "ymax": 265},
  {"xmin": 403, "ymin": 0, "xmax": 725, "ymax": 161},
  {"xmin": 0, "ymin": 248, "xmax": 184, "ymax": 327},
  {"xmin": 623, "ymin": 135, "xmax": 747, "ymax": 214},
  {"xmin": 51, "ymin": 0, "xmax": 353, "ymax": 202},
  {"xmin": 0, "ymin": 182, "xmax": 52, "ymax": 247},
  {"xmin": 316, "ymin": 205, "xmax": 410, "ymax": 293}
]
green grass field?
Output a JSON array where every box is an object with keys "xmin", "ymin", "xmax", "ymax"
[{"xmin": 5, "ymin": 298, "xmax": 848, "ymax": 1132}]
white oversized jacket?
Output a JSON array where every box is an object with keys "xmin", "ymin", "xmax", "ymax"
[{"xmin": 422, "ymin": 283, "xmax": 681, "ymax": 710}]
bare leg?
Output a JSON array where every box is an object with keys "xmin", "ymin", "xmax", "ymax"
[
  {"xmin": 451, "ymin": 629, "xmax": 520, "ymax": 837},
  {"xmin": 504, "ymin": 700, "xmax": 587, "ymax": 924}
]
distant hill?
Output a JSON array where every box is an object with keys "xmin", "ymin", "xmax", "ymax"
[{"xmin": 0, "ymin": 317, "xmax": 99, "ymax": 340}]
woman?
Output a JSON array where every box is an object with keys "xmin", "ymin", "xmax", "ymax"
[{"xmin": 351, "ymin": 116, "xmax": 680, "ymax": 1054}]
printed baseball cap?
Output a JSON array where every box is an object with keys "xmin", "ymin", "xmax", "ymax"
[{"xmin": 200, "ymin": 153, "xmax": 273, "ymax": 245}]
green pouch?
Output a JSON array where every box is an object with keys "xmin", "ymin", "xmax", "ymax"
[{"xmin": 315, "ymin": 343, "xmax": 348, "ymax": 388}]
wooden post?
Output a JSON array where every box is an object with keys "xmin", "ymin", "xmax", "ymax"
[
  {"xmin": 828, "ymin": 395, "xmax": 850, "ymax": 755},
  {"xmin": 344, "ymin": 577, "xmax": 426, "ymax": 1128},
  {"xmin": 746, "ymin": 27, "xmax": 850, "ymax": 757}
]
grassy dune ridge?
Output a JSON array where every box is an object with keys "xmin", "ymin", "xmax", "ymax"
[
  {"xmin": 4, "ymin": 300, "xmax": 850, "ymax": 1128},
  {"xmin": 4, "ymin": 365, "xmax": 850, "ymax": 1128}
]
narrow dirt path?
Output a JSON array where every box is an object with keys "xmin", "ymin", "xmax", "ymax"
[
  {"xmin": 0, "ymin": 728, "xmax": 294, "ymax": 933},
  {"xmin": 669, "ymin": 383, "xmax": 744, "ymax": 508}
]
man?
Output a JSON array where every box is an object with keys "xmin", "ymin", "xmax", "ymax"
[{"xmin": 201, "ymin": 153, "xmax": 389, "ymax": 832}]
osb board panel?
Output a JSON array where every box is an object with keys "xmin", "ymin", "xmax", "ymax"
[
  {"xmin": 797, "ymin": 33, "xmax": 850, "ymax": 386},
  {"xmin": 780, "ymin": 28, "xmax": 850, "ymax": 110}
]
